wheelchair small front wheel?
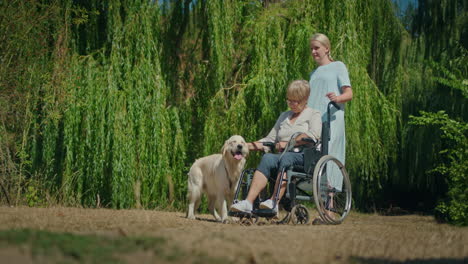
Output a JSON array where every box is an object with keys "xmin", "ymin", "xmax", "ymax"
[
  {"xmin": 289, "ymin": 204, "xmax": 310, "ymax": 225},
  {"xmin": 312, "ymin": 155, "xmax": 352, "ymax": 225}
]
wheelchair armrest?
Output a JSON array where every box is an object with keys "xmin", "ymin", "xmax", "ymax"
[
  {"xmin": 261, "ymin": 142, "xmax": 275, "ymax": 152},
  {"xmin": 291, "ymin": 165, "xmax": 305, "ymax": 172},
  {"xmin": 300, "ymin": 137, "xmax": 317, "ymax": 145}
]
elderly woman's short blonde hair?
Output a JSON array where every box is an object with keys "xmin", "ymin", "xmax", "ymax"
[{"xmin": 287, "ymin": 80, "xmax": 310, "ymax": 101}]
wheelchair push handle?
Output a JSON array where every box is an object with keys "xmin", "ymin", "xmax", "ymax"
[
  {"xmin": 328, "ymin": 101, "xmax": 341, "ymax": 111},
  {"xmin": 326, "ymin": 101, "xmax": 341, "ymax": 132}
]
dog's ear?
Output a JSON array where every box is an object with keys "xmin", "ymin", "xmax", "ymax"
[{"xmin": 221, "ymin": 139, "xmax": 228, "ymax": 156}]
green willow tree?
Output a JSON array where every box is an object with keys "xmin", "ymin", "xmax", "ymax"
[
  {"xmin": 181, "ymin": 0, "xmax": 400, "ymax": 209},
  {"xmin": 1, "ymin": 0, "xmax": 187, "ymax": 208},
  {"xmin": 398, "ymin": 0, "xmax": 467, "ymax": 224},
  {"xmin": 0, "ymin": 0, "xmax": 66, "ymax": 205}
]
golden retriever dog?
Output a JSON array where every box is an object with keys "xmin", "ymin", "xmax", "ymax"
[{"xmin": 186, "ymin": 135, "xmax": 248, "ymax": 222}]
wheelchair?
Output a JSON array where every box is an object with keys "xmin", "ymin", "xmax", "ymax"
[{"xmin": 229, "ymin": 102, "xmax": 352, "ymax": 225}]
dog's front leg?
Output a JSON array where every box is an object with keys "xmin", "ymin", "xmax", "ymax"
[
  {"xmin": 213, "ymin": 196, "xmax": 229, "ymax": 222},
  {"xmin": 187, "ymin": 190, "xmax": 198, "ymax": 220},
  {"xmin": 209, "ymin": 196, "xmax": 221, "ymax": 221},
  {"xmin": 187, "ymin": 201, "xmax": 196, "ymax": 220},
  {"xmin": 219, "ymin": 199, "xmax": 230, "ymax": 223}
]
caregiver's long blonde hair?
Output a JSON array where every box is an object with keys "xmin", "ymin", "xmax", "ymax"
[{"xmin": 310, "ymin": 33, "xmax": 333, "ymax": 61}]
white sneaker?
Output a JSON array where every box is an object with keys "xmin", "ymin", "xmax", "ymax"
[
  {"xmin": 230, "ymin": 200, "xmax": 252, "ymax": 213},
  {"xmin": 259, "ymin": 199, "xmax": 275, "ymax": 210}
]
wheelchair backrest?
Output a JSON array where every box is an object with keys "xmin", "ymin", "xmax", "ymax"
[
  {"xmin": 302, "ymin": 116, "xmax": 330, "ymax": 175},
  {"xmin": 303, "ymin": 146, "xmax": 322, "ymax": 174}
]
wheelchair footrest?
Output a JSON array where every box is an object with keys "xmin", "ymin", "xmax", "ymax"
[{"xmin": 252, "ymin": 209, "xmax": 277, "ymax": 218}]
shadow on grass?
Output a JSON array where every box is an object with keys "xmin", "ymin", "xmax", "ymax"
[
  {"xmin": 194, "ymin": 216, "xmax": 221, "ymax": 223},
  {"xmin": 0, "ymin": 229, "xmax": 231, "ymax": 263},
  {"xmin": 350, "ymin": 256, "xmax": 468, "ymax": 264},
  {"xmin": 178, "ymin": 214, "xmax": 224, "ymax": 224}
]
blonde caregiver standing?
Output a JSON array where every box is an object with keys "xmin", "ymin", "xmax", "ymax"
[{"xmin": 308, "ymin": 33, "xmax": 353, "ymax": 194}]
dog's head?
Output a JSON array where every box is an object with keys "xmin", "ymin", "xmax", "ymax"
[{"xmin": 222, "ymin": 135, "xmax": 249, "ymax": 161}]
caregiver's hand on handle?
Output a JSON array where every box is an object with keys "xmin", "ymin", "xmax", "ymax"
[
  {"xmin": 325, "ymin": 86, "xmax": 353, "ymax": 104},
  {"xmin": 326, "ymin": 92, "xmax": 339, "ymax": 102}
]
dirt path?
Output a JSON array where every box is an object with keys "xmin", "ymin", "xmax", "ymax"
[{"xmin": 0, "ymin": 206, "xmax": 466, "ymax": 263}]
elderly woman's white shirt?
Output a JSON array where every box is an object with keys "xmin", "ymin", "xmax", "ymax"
[{"xmin": 260, "ymin": 107, "xmax": 321, "ymax": 143}]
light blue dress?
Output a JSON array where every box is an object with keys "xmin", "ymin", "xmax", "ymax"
[{"xmin": 308, "ymin": 61, "xmax": 351, "ymax": 191}]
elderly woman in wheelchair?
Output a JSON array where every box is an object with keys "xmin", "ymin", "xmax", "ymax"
[
  {"xmin": 230, "ymin": 80, "xmax": 321, "ymax": 214},
  {"xmin": 230, "ymin": 80, "xmax": 352, "ymax": 225}
]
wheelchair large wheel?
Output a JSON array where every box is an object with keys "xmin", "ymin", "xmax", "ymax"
[{"xmin": 312, "ymin": 155, "xmax": 352, "ymax": 224}]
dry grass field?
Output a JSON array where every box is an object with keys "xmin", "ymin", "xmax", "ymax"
[{"xmin": 0, "ymin": 206, "xmax": 466, "ymax": 264}]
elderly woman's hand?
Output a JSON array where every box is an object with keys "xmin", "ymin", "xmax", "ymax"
[
  {"xmin": 275, "ymin": 142, "xmax": 287, "ymax": 152},
  {"xmin": 248, "ymin": 142, "xmax": 272, "ymax": 152}
]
